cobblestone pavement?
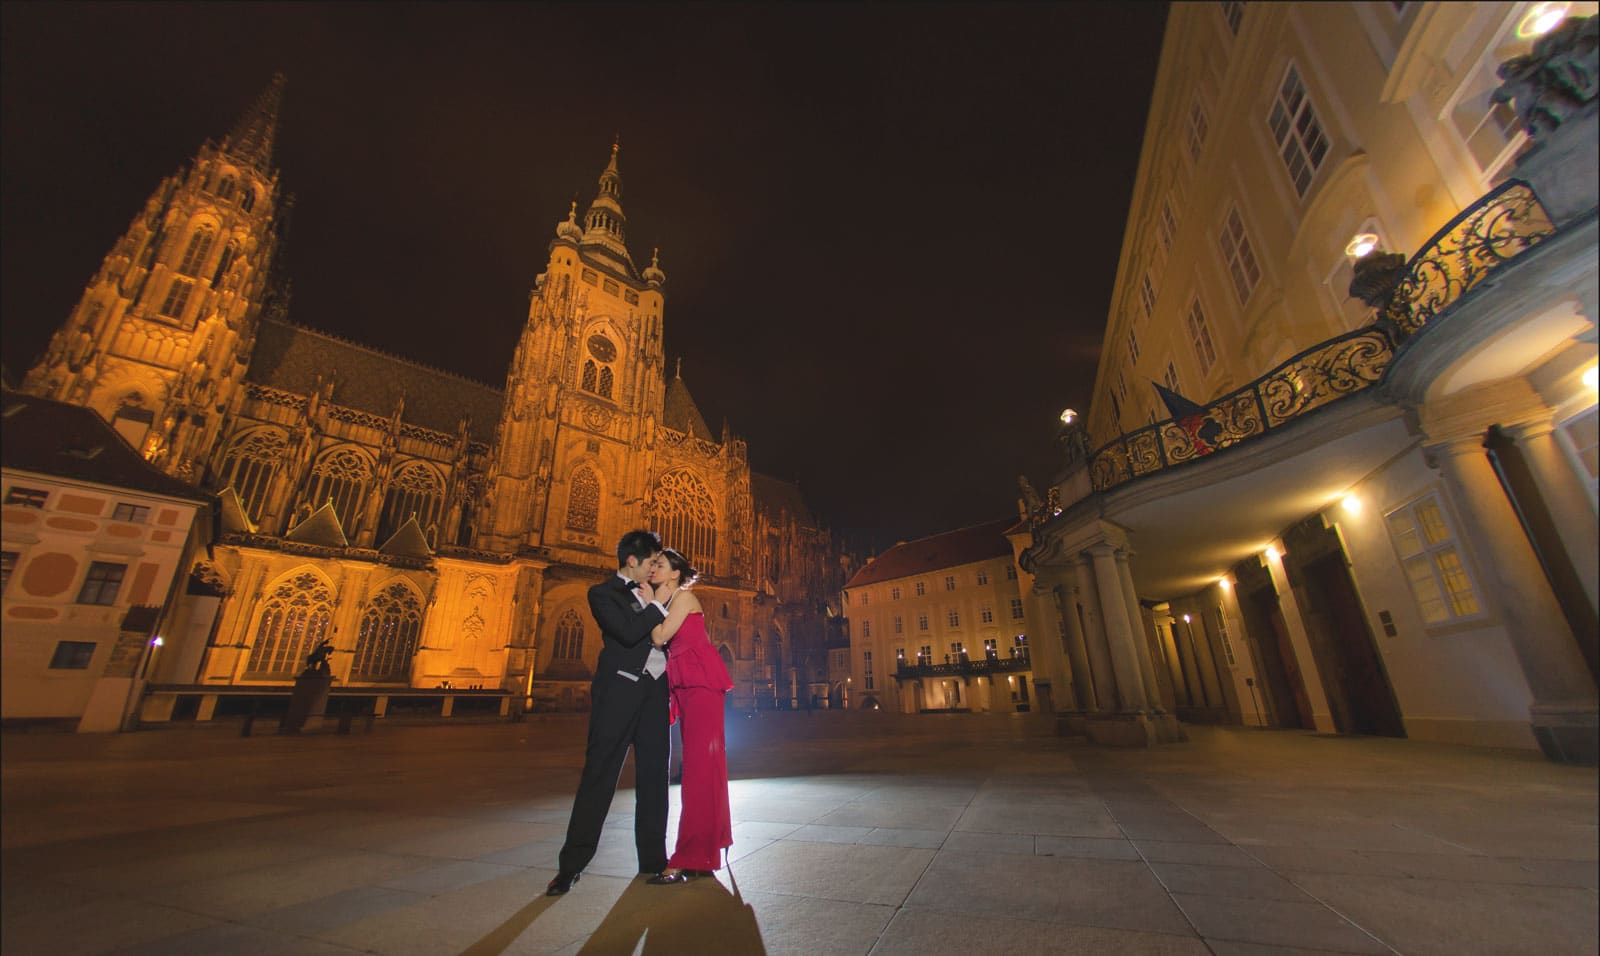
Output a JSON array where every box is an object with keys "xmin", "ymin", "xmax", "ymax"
[{"xmin": 2, "ymin": 712, "xmax": 1595, "ymax": 955}]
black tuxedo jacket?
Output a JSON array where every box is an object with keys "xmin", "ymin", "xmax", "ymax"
[{"xmin": 587, "ymin": 575, "xmax": 667, "ymax": 679}]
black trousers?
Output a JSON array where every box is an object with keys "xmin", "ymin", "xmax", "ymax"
[{"xmin": 557, "ymin": 668, "xmax": 671, "ymax": 874}]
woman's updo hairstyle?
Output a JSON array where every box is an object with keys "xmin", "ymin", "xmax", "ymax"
[{"xmin": 659, "ymin": 548, "xmax": 699, "ymax": 588}]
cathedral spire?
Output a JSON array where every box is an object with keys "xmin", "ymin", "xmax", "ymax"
[
  {"xmin": 580, "ymin": 141, "xmax": 634, "ymax": 271},
  {"xmin": 221, "ymin": 72, "xmax": 286, "ymax": 171}
]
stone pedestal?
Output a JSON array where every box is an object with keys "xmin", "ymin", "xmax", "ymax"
[{"xmin": 282, "ymin": 673, "xmax": 332, "ymax": 734}]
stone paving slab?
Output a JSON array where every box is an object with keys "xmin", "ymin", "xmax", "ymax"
[{"xmin": 1, "ymin": 714, "xmax": 1596, "ymax": 955}]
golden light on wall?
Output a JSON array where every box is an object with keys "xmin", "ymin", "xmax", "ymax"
[
  {"xmin": 1341, "ymin": 493, "xmax": 1363, "ymax": 515},
  {"xmin": 1517, "ymin": 2, "xmax": 1570, "ymax": 38},
  {"xmin": 1344, "ymin": 232, "xmax": 1380, "ymax": 258}
]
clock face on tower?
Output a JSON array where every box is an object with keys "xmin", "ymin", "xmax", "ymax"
[{"xmin": 587, "ymin": 335, "xmax": 617, "ymax": 363}]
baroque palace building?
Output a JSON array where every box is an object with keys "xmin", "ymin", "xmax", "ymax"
[
  {"xmin": 12, "ymin": 75, "xmax": 854, "ymax": 724},
  {"xmin": 1016, "ymin": 2, "xmax": 1598, "ymax": 762}
]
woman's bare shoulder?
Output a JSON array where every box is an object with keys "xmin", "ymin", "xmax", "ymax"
[{"xmin": 680, "ymin": 590, "xmax": 704, "ymax": 613}]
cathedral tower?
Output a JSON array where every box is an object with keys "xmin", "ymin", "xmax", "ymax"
[
  {"xmin": 478, "ymin": 145, "xmax": 668, "ymax": 556},
  {"xmin": 22, "ymin": 74, "xmax": 289, "ymax": 481}
]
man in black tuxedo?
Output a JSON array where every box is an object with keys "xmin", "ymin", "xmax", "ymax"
[{"xmin": 547, "ymin": 529, "xmax": 675, "ymax": 896}]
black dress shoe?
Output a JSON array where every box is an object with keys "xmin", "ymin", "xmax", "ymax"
[
  {"xmin": 647, "ymin": 870, "xmax": 691, "ymax": 884},
  {"xmin": 546, "ymin": 871, "xmax": 580, "ymax": 896}
]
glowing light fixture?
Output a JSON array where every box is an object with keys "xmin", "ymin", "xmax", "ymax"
[
  {"xmin": 1218, "ymin": 577, "xmax": 1232, "ymax": 592},
  {"xmin": 1344, "ymin": 232, "xmax": 1380, "ymax": 258},
  {"xmin": 151, "ymin": 636, "xmax": 164, "ymax": 647},
  {"xmin": 1060, "ymin": 408, "xmax": 1078, "ymax": 425},
  {"xmin": 1182, "ymin": 613, "xmax": 1192, "ymax": 623},
  {"xmin": 1517, "ymin": 2, "xmax": 1570, "ymax": 38},
  {"xmin": 1584, "ymin": 365, "xmax": 1598, "ymax": 390},
  {"xmin": 1265, "ymin": 545, "xmax": 1282, "ymax": 562},
  {"xmin": 1341, "ymin": 493, "xmax": 1362, "ymax": 515}
]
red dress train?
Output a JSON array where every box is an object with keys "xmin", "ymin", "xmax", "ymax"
[{"xmin": 666, "ymin": 612, "xmax": 734, "ymax": 871}]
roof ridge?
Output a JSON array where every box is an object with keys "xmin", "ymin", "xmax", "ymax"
[
  {"xmin": 262, "ymin": 318, "xmax": 504, "ymax": 393},
  {"xmin": 882, "ymin": 516, "xmax": 1015, "ymax": 550}
]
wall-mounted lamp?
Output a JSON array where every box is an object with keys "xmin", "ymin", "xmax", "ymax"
[
  {"xmin": 1182, "ymin": 613, "xmax": 1192, "ymax": 623},
  {"xmin": 1265, "ymin": 546, "xmax": 1282, "ymax": 562},
  {"xmin": 1217, "ymin": 578, "xmax": 1231, "ymax": 592},
  {"xmin": 1518, "ymin": 2, "xmax": 1570, "ymax": 38},
  {"xmin": 1341, "ymin": 493, "xmax": 1362, "ymax": 515},
  {"xmin": 1344, "ymin": 232, "xmax": 1380, "ymax": 258}
]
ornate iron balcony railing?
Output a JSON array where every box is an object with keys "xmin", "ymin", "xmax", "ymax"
[
  {"xmin": 895, "ymin": 655, "xmax": 1032, "ymax": 679},
  {"xmin": 1040, "ymin": 179, "xmax": 1556, "ymax": 517}
]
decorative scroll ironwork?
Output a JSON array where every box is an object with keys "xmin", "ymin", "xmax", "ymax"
[
  {"xmin": 1054, "ymin": 180, "xmax": 1557, "ymax": 514},
  {"xmin": 1380, "ymin": 179, "xmax": 1555, "ymax": 341},
  {"xmin": 1082, "ymin": 326, "xmax": 1394, "ymax": 497}
]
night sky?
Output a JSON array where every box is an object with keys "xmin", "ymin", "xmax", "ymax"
[{"xmin": 1, "ymin": 2, "xmax": 1167, "ymax": 552}]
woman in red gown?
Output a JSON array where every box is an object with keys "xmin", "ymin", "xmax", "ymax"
[{"xmin": 645, "ymin": 548, "xmax": 734, "ymax": 883}]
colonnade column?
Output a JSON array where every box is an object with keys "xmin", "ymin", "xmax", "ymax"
[
  {"xmin": 1050, "ymin": 580, "xmax": 1096, "ymax": 713},
  {"xmin": 1114, "ymin": 548, "xmax": 1165, "ymax": 712},
  {"xmin": 1073, "ymin": 553, "xmax": 1119, "ymax": 713},
  {"xmin": 1506, "ymin": 420, "xmax": 1600, "ymax": 618},
  {"xmin": 1088, "ymin": 544, "xmax": 1148, "ymax": 713},
  {"xmin": 1433, "ymin": 435, "xmax": 1598, "ymax": 763}
]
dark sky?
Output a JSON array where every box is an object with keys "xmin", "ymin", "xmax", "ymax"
[{"xmin": 1, "ymin": 2, "xmax": 1166, "ymax": 552}]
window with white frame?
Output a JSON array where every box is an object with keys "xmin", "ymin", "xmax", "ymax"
[
  {"xmin": 863, "ymin": 651, "xmax": 874, "ymax": 690},
  {"xmin": 861, "ymin": 591, "xmax": 870, "ymax": 606},
  {"xmin": 1165, "ymin": 361, "xmax": 1182, "ymax": 393},
  {"xmin": 111, "ymin": 503, "xmax": 150, "ymax": 523},
  {"xmin": 894, "ymin": 615, "xmax": 904, "ymax": 634},
  {"xmin": 1267, "ymin": 63, "xmax": 1330, "ymax": 197},
  {"xmin": 1158, "ymin": 198, "xmax": 1179, "ymax": 251},
  {"xmin": 1558, "ymin": 404, "xmax": 1598, "ymax": 506},
  {"xmin": 976, "ymin": 568, "xmax": 989, "ymax": 585},
  {"xmin": 1187, "ymin": 298, "xmax": 1218, "ymax": 375},
  {"xmin": 917, "ymin": 612, "xmax": 929, "ymax": 631},
  {"xmin": 944, "ymin": 575, "xmax": 956, "ymax": 591},
  {"xmin": 891, "ymin": 586, "xmax": 901, "ymax": 600},
  {"xmin": 1009, "ymin": 598, "xmax": 1025, "ymax": 619},
  {"xmin": 1128, "ymin": 327, "xmax": 1141, "ymax": 365},
  {"xmin": 1116, "ymin": 370, "xmax": 1130, "ymax": 404},
  {"xmin": 1447, "ymin": 41, "xmax": 1530, "ymax": 184},
  {"xmin": 1005, "ymin": 564, "xmax": 1017, "ymax": 580},
  {"xmin": 981, "ymin": 605, "xmax": 995, "ymax": 624},
  {"xmin": 863, "ymin": 619, "xmax": 872, "ymax": 638},
  {"xmin": 914, "ymin": 580, "xmax": 925, "ymax": 596},
  {"xmin": 1385, "ymin": 493, "xmax": 1484, "ymax": 624},
  {"xmin": 1187, "ymin": 97, "xmax": 1210, "ymax": 163},
  {"xmin": 947, "ymin": 609, "xmax": 960, "ymax": 627},
  {"xmin": 1219, "ymin": 207, "xmax": 1262, "ymax": 304}
]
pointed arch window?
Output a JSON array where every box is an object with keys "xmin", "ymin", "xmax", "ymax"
[
  {"xmin": 647, "ymin": 469, "xmax": 717, "ymax": 570},
  {"xmin": 245, "ymin": 571, "xmax": 334, "ymax": 678},
  {"xmin": 176, "ymin": 227, "xmax": 216, "ymax": 277},
  {"xmin": 582, "ymin": 334, "xmax": 617, "ymax": 400},
  {"xmin": 305, "ymin": 446, "xmax": 372, "ymax": 534},
  {"xmin": 159, "ymin": 279, "xmax": 194, "ymax": 319},
  {"xmin": 566, "ymin": 465, "xmax": 600, "ymax": 533},
  {"xmin": 351, "ymin": 581, "xmax": 423, "ymax": 683},
  {"xmin": 212, "ymin": 240, "xmax": 241, "ymax": 287},
  {"xmin": 219, "ymin": 428, "xmax": 286, "ymax": 520},
  {"xmin": 378, "ymin": 461, "xmax": 445, "ymax": 546},
  {"xmin": 553, "ymin": 609, "xmax": 585, "ymax": 660},
  {"xmin": 240, "ymin": 187, "xmax": 257, "ymax": 212},
  {"xmin": 215, "ymin": 176, "xmax": 236, "ymax": 201}
]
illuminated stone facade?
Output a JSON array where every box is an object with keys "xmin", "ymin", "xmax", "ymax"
[{"xmin": 18, "ymin": 77, "xmax": 853, "ymax": 717}]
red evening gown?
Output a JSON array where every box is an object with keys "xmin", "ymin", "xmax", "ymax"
[{"xmin": 666, "ymin": 612, "xmax": 734, "ymax": 871}]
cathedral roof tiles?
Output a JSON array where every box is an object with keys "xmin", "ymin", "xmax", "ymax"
[{"xmin": 247, "ymin": 319, "xmax": 504, "ymax": 442}]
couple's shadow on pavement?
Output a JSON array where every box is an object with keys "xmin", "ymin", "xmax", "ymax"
[{"xmin": 460, "ymin": 870, "xmax": 766, "ymax": 956}]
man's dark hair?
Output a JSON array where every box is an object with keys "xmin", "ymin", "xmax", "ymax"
[{"xmin": 616, "ymin": 529, "xmax": 662, "ymax": 567}]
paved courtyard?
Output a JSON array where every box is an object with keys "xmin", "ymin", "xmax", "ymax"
[{"xmin": 2, "ymin": 712, "xmax": 1595, "ymax": 955}]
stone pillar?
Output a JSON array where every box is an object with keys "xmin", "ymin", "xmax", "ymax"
[
  {"xmin": 1180, "ymin": 605, "xmax": 1227, "ymax": 713},
  {"xmin": 1169, "ymin": 605, "xmax": 1205, "ymax": 708},
  {"xmin": 1507, "ymin": 420, "xmax": 1600, "ymax": 615},
  {"xmin": 1088, "ymin": 544, "xmax": 1148, "ymax": 713},
  {"xmin": 1073, "ymin": 553, "xmax": 1119, "ymax": 712},
  {"xmin": 1114, "ymin": 549, "xmax": 1165, "ymax": 712},
  {"xmin": 1052, "ymin": 581, "xmax": 1096, "ymax": 713},
  {"xmin": 1433, "ymin": 436, "xmax": 1598, "ymax": 762},
  {"xmin": 1155, "ymin": 616, "xmax": 1191, "ymax": 708}
]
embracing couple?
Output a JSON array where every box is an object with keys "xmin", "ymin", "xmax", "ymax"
[{"xmin": 546, "ymin": 529, "xmax": 735, "ymax": 896}]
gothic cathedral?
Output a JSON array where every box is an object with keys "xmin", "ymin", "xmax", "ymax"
[{"xmin": 19, "ymin": 76, "xmax": 853, "ymax": 712}]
